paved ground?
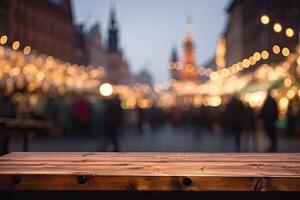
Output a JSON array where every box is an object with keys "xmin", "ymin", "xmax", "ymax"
[{"xmin": 8, "ymin": 124, "xmax": 300, "ymax": 152}]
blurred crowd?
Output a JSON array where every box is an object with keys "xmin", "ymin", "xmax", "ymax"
[{"xmin": 1, "ymin": 91, "xmax": 300, "ymax": 152}]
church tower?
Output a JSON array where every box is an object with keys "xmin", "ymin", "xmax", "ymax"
[
  {"xmin": 107, "ymin": 8, "xmax": 119, "ymax": 52},
  {"xmin": 169, "ymin": 47, "xmax": 180, "ymax": 80},
  {"xmin": 105, "ymin": 7, "xmax": 130, "ymax": 84},
  {"xmin": 180, "ymin": 23, "xmax": 199, "ymax": 81}
]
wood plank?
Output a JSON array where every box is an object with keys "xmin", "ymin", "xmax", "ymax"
[
  {"xmin": 0, "ymin": 153, "xmax": 300, "ymax": 191},
  {"xmin": 0, "ymin": 175, "xmax": 300, "ymax": 191},
  {"xmin": 2, "ymin": 152, "xmax": 300, "ymax": 162},
  {"xmin": 0, "ymin": 161, "xmax": 300, "ymax": 176}
]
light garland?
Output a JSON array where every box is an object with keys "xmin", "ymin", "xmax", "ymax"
[{"xmin": 0, "ymin": 34, "xmax": 106, "ymax": 96}]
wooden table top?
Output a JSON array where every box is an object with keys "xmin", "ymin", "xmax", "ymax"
[{"xmin": 0, "ymin": 152, "xmax": 300, "ymax": 191}]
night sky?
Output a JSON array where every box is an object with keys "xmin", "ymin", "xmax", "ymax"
[{"xmin": 73, "ymin": 0, "xmax": 231, "ymax": 83}]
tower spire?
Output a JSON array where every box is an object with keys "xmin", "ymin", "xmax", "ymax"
[
  {"xmin": 171, "ymin": 46, "xmax": 178, "ymax": 63},
  {"xmin": 181, "ymin": 20, "xmax": 198, "ymax": 81},
  {"xmin": 108, "ymin": 7, "xmax": 119, "ymax": 52}
]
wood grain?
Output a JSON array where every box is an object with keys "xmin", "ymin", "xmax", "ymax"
[{"xmin": 0, "ymin": 153, "xmax": 300, "ymax": 191}]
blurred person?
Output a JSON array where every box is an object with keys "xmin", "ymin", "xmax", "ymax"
[
  {"xmin": 171, "ymin": 106, "xmax": 183, "ymax": 129},
  {"xmin": 286, "ymin": 99, "xmax": 299, "ymax": 136},
  {"xmin": 259, "ymin": 90, "xmax": 279, "ymax": 152},
  {"xmin": 149, "ymin": 106, "xmax": 161, "ymax": 132},
  {"xmin": 0, "ymin": 94, "xmax": 16, "ymax": 118},
  {"xmin": 90, "ymin": 97, "xmax": 105, "ymax": 135},
  {"xmin": 71, "ymin": 96, "xmax": 91, "ymax": 134},
  {"xmin": 243, "ymin": 104, "xmax": 257, "ymax": 151},
  {"xmin": 137, "ymin": 106, "xmax": 144, "ymax": 133},
  {"xmin": 103, "ymin": 96, "xmax": 123, "ymax": 152},
  {"xmin": 224, "ymin": 94, "xmax": 245, "ymax": 151}
]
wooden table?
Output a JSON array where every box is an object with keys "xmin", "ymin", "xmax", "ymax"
[
  {"xmin": 0, "ymin": 152, "xmax": 300, "ymax": 192},
  {"xmin": 0, "ymin": 118, "xmax": 52, "ymax": 153}
]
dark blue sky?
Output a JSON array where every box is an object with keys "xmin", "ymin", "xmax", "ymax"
[{"xmin": 73, "ymin": 0, "xmax": 231, "ymax": 83}]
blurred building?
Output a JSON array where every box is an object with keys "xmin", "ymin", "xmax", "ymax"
[
  {"xmin": 133, "ymin": 69, "xmax": 153, "ymax": 86},
  {"xmin": 0, "ymin": 0, "xmax": 76, "ymax": 63},
  {"xmin": 225, "ymin": 0, "xmax": 300, "ymax": 68},
  {"xmin": 75, "ymin": 23, "xmax": 108, "ymax": 67},
  {"xmin": 74, "ymin": 8, "xmax": 131, "ymax": 85},
  {"xmin": 169, "ymin": 23, "xmax": 199, "ymax": 82},
  {"xmin": 86, "ymin": 24, "xmax": 108, "ymax": 67},
  {"xmin": 74, "ymin": 24, "xmax": 88, "ymax": 65},
  {"xmin": 105, "ymin": 8, "xmax": 131, "ymax": 84}
]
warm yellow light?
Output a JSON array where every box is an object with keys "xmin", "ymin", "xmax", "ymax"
[
  {"xmin": 11, "ymin": 67, "xmax": 21, "ymax": 76},
  {"xmin": 221, "ymin": 68, "xmax": 230, "ymax": 77},
  {"xmin": 272, "ymin": 45, "xmax": 280, "ymax": 54},
  {"xmin": 242, "ymin": 59, "xmax": 250, "ymax": 68},
  {"xmin": 284, "ymin": 78, "xmax": 292, "ymax": 87},
  {"xmin": 210, "ymin": 72, "xmax": 219, "ymax": 81},
  {"xmin": 273, "ymin": 23, "xmax": 282, "ymax": 33},
  {"xmin": 138, "ymin": 98, "xmax": 153, "ymax": 109},
  {"xmin": 253, "ymin": 52, "xmax": 261, "ymax": 61},
  {"xmin": 245, "ymin": 92, "xmax": 266, "ymax": 108},
  {"xmin": 260, "ymin": 15, "xmax": 270, "ymax": 25},
  {"xmin": 282, "ymin": 47, "xmax": 290, "ymax": 57},
  {"xmin": 261, "ymin": 50, "xmax": 269, "ymax": 59},
  {"xmin": 285, "ymin": 28, "xmax": 294, "ymax": 38},
  {"xmin": 279, "ymin": 97, "xmax": 289, "ymax": 110},
  {"xmin": 287, "ymin": 89, "xmax": 296, "ymax": 99},
  {"xmin": 0, "ymin": 35, "xmax": 8, "ymax": 45},
  {"xmin": 23, "ymin": 46, "xmax": 31, "ymax": 55},
  {"xmin": 99, "ymin": 83, "xmax": 113, "ymax": 97},
  {"xmin": 209, "ymin": 96, "xmax": 222, "ymax": 107},
  {"xmin": 297, "ymin": 56, "xmax": 300, "ymax": 66},
  {"xmin": 193, "ymin": 96, "xmax": 202, "ymax": 108},
  {"xmin": 12, "ymin": 41, "xmax": 20, "ymax": 50},
  {"xmin": 249, "ymin": 56, "xmax": 256, "ymax": 66},
  {"xmin": 298, "ymin": 89, "xmax": 300, "ymax": 97}
]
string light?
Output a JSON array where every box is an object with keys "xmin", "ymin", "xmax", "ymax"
[
  {"xmin": 249, "ymin": 56, "xmax": 256, "ymax": 65},
  {"xmin": 260, "ymin": 15, "xmax": 270, "ymax": 25},
  {"xmin": 0, "ymin": 35, "xmax": 8, "ymax": 45},
  {"xmin": 253, "ymin": 52, "xmax": 261, "ymax": 61},
  {"xmin": 285, "ymin": 28, "xmax": 294, "ymax": 38},
  {"xmin": 23, "ymin": 46, "xmax": 31, "ymax": 55},
  {"xmin": 261, "ymin": 50, "xmax": 269, "ymax": 59},
  {"xmin": 272, "ymin": 45, "xmax": 280, "ymax": 54},
  {"xmin": 242, "ymin": 59, "xmax": 250, "ymax": 68},
  {"xmin": 273, "ymin": 23, "xmax": 282, "ymax": 33},
  {"xmin": 284, "ymin": 78, "xmax": 292, "ymax": 87},
  {"xmin": 12, "ymin": 41, "xmax": 20, "ymax": 50},
  {"xmin": 282, "ymin": 47, "xmax": 290, "ymax": 57},
  {"xmin": 0, "ymin": 36, "xmax": 107, "ymax": 96},
  {"xmin": 287, "ymin": 89, "xmax": 296, "ymax": 99}
]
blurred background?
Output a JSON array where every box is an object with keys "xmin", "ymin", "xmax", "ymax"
[{"xmin": 0, "ymin": 0, "xmax": 300, "ymax": 154}]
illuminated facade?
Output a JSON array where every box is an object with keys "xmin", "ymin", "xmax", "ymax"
[
  {"xmin": 215, "ymin": 36, "xmax": 226, "ymax": 70},
  {"xmin": 169, "ymin": 23, "xmax": 199, "ymax": 82}
]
